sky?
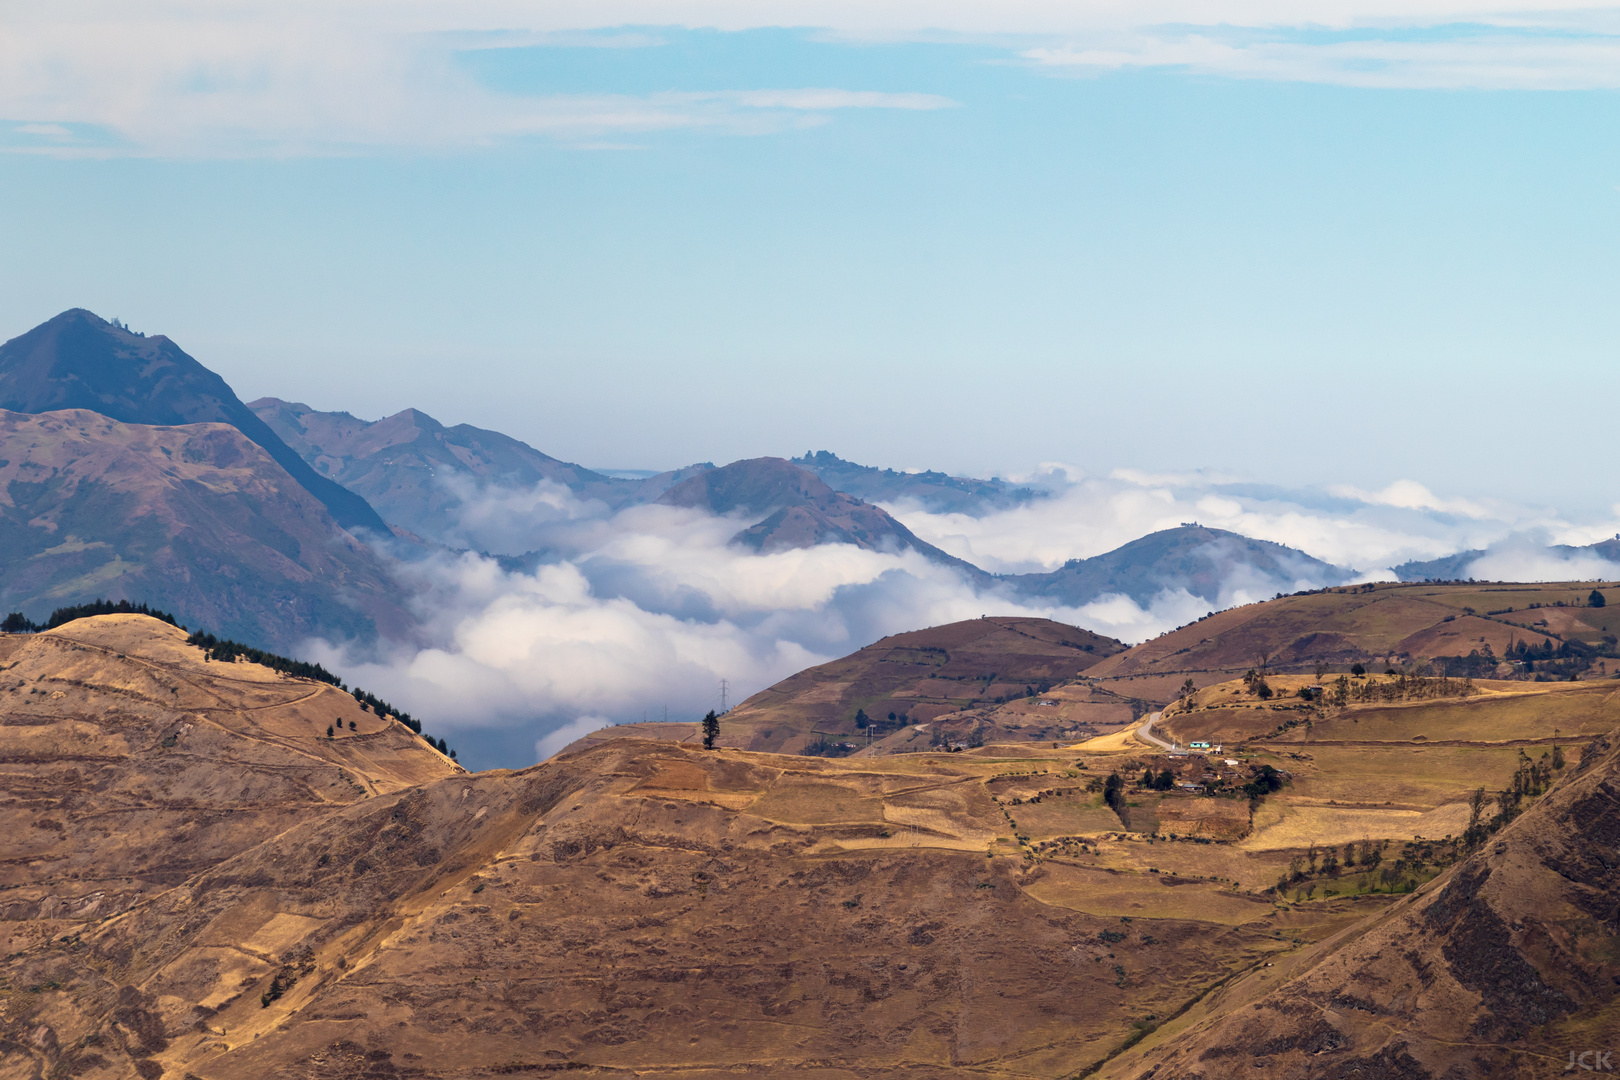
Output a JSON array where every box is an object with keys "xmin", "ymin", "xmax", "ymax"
[{"xmin": 2, "ymin": 1, "xmax": 1619, "ymax": 513}]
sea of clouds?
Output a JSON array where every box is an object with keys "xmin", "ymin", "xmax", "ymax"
[{"xmin": 306, "ymin": 464, "xmax": 1620, "ymax": 769}]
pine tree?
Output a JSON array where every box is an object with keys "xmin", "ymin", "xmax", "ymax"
[{"xmin": 702, "ymin": 710, "xmax": 720, "ymax": 750}]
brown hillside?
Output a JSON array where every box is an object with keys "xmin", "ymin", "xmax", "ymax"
[
  {"xmin": 1102, "ymin": 731, "xmax": 1620, "ymax": 1080},
  {"xmin": 1083, "ymin": 580, "xmax": 1620, "ymax": 708},
  {"xmin": 4, "ymin": 629, "xmax": 1616, "ymax": 1079},
  {"xmin": 0, "ymin": 736, "xmax": 1351, "ymax": 1080},
  {"xmin": 0, "ymin": 615, "xmax": 457, "ymax": 957},
  {"xmin": 682, "ymin": 615, "xmax": 1126, "ymax": 754}
]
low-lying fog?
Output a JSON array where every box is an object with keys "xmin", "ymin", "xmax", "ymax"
[{"xmin": 308, "ymin": 466, "xmax": 1620, "ymax": 769}]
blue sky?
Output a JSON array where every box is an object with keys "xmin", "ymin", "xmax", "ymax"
[{"xmin": 3, "ymin": 3, "xmax": 1619, "ymax": 510}]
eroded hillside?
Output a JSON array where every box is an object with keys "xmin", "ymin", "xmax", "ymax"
[{"xmin": 0, "ymin": 615, "xmax": 457, "ymax": 957}]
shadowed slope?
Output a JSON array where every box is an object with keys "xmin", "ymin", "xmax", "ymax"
[
  {"xmin": 0, "ymin": 408, "xmax": 411, "ymax": 649},
  {"xmin": 0, "ymin": 311, "xmax": 384, "ymax": 533}
]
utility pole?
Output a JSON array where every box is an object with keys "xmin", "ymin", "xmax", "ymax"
[{"xmin": 720, "ymin": 679, "xmax": 728, "ymax": 712}]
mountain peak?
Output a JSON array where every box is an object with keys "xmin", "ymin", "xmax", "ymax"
[{"xmin": 0, "ymin": 310, "xmax": 386, "ymax": 533}]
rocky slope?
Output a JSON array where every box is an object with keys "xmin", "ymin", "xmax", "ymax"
[{"xmin": 0, "ymin": 408, "xmax": 411, "ymax": 650}]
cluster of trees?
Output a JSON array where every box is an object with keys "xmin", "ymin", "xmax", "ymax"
[
  {"xmin": 1319, "ymin": 671, "xmax": 1478, "ymax": 706},
  {"xmin": 1461, "ymin": 744, "xmax": 1565, "ymax": 848},
  {"xmin": 1138, "ymin": 768, "xmax": 1176, "ymax": 791},
  {"xmin": 800, "ymin": 737, "xmax": 855, "ymax": 758},
  {"xmin": 1241, "ymin": 764, "xmax": 1286, "ymax": 800},
  {"xmin": 854, "ymin": 708, "xmax": 911, "ymax": 737},
  {"xmin": 351, "ymin": 687, "xmax": 418, "ymax": 734},
  {"xmin": 3, "ymin": 599, "xmax": 183, "ymax": 634},
  {"xmin": 1280, "ymin": 838, "xmax": 1387, "ymax": 889},
  {"xmin": 187, "ymin": 630, "xmax": 344, "ymax": 686},
  {"xmin": 1103, "ymin": 772, "xmax": 1125, "ymax": 814},
  {"xmin": 1241, "ymin": 668, "xmax": 1273, "ymax": 700}
]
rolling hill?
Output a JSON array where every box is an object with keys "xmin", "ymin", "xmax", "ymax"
[
  {"xmin": 0, "ymin": 614, "xmax": 457, "ymax": 959},
  {"xmin": 574, "ymin": 615, "xmax": 1129, "ymax": 757},
  {"xmin": 0, "ymin": 409, "xmax": 413, "ymax": 650},
  {"xmin": 0, "ymin": 311, "xmax": 385, "ymax": 534},
  {"xmin": 1075, "ymin": 578, "xmax": 1620, "ymax": 708}
]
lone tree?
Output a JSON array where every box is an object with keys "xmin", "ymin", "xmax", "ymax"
[
  {"xmin": 701, "ymin": 710, "xmax": 720, "ymax": 750},
  {"xmin": 1590, "ymin": 589, "xmax": 1606, "ymax": 609}
]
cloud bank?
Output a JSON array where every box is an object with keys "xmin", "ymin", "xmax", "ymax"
[{"xmin": 304, "ymin": 465, "xmax": 1620, "ymax": 770}]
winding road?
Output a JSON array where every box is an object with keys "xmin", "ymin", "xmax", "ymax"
[{"xmin": 1135, "ymin": 711, "xmax": 1176, "ymax": 751}]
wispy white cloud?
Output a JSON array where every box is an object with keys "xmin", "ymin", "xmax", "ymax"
[
  {"xmin": 1023, "ymin": 28, "xmax": 1620, "ymax": 91},
  {"xmin": 0, "ymin": 6, "xmax": 954, "ymax": 157},
  {"xmin": 3, "ymin": 2, "xmax": 1616, "ymax": 156}
]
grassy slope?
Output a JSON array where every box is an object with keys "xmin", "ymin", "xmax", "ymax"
[{"xmin": 0, "ymin": 614, "xmax": 458, "ymax": 958}]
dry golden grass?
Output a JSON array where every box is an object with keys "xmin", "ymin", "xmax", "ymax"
[
  {"xmin": 1239, "ymin": 801, "xmax": 1473, "ymax": 851},
  {"xmin": 1025, "ymin": 863, "xmax": 1273, "ymax": 924}
]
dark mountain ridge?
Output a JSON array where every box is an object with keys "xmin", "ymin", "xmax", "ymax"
[{"xmin": 0, "ymin": 310, "xmax": 385, "ymax": 533}]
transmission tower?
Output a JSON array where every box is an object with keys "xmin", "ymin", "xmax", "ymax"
[{"xmin": 720, "ymin": 679, "xmax": 729, "ymax": 712}]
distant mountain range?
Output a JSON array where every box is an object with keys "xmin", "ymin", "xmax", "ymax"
[
  {"xmin": 250, "ymin": 397, "xmax": 706, "ymax": 547},
  {"xmin": 657, "ymin": 457, "xmax": 990, "ymax": 578},
  {"xmin": 4, "ymin": 307, "xmax": 1598, "ymax": 656}
]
